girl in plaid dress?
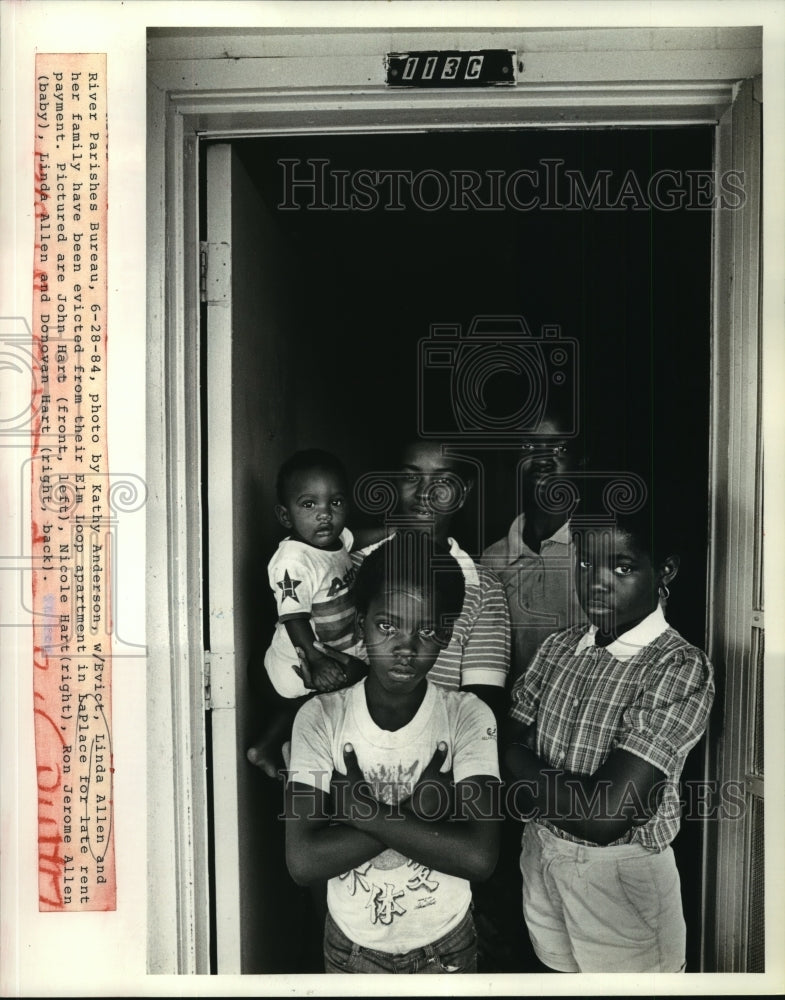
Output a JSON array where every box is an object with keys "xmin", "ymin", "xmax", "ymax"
[{"xmin": 503, "ymin": 494, "xmax": 714, "ymax": 972}]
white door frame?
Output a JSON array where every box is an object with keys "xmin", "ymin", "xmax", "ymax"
[{"xmin": 146, "ymin": 27, "xmax": 764, "ymax": 974}]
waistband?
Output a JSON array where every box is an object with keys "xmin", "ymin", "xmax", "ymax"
[
  {"xmin": 326, "ymin": 904, "xmax": 473, "ymax": 960},
  {"xmin": 528, "ymin": 820, "xmax": 664, "ymax": 860}
]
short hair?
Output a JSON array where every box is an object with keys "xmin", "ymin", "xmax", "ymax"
[
  {"xmin": 275, "ymin": 449, "xmax": 348, "ymax": 505},
  {"xmin": 525, "ymin": 403, "xmax": 589, "ymax": 456},
  {"xmin": 354, "ymin": 532, "xmax": 466, "ymax": 626},
  {"xmin": 531, "ymin": 401, "xmax": 576, "ymax": 437},
  {"xmin": 572, "ymin": 470, "xmax": 685, "ymax": 565},
  {"xmin": 396, "ymin": 438, "xmax": 477, "ymax": 481},
  {"xmin": 393, "ymin": 439, "xmax": 479, "ymax": 511},
  {"xmin": 614, "ymin": 502, "xmax": 683, "ymax": 565}
]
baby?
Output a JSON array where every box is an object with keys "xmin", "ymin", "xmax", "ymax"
[{"xmin": 264, "ymin": 448, "xmax": 360, "ymax": 698}]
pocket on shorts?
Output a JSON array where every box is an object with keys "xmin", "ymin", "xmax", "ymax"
[
  {"xmin": 323, "ymin": 915, "xmax": 358, "ymax": 972},
  {"xmin": 615, "ymin": 854, "xmax": 667, "ymax": 932}
]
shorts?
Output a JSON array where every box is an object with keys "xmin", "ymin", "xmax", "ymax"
[
  {"xmin": 323, "ymin": 906, "xmax": 477, "ymax": 974},
  {"xmin": 520, "ymin": 821, "xmax": 686, "ymax": 973}
]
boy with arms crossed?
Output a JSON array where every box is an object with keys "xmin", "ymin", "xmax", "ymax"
[
  {"xmin": 286, "ymin": 533, "xmax": 501, "ymax": 973},
  {"xmin": 250, "ymin": 440, "xmax": 511, "ymax": 775}
]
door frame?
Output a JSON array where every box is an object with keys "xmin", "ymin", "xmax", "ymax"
[{"xmin": 146, "ymin": 27, "xmax": 765, "ymax": 974}]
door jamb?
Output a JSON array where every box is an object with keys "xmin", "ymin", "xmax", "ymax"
[{"xmin": 146, "ymin": 65, "xmax": 760, "ymax": 974}]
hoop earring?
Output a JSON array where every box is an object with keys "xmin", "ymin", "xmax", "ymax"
[{"xmin": 658, "ymin": 582, "xmax": 670, "ymax": 602}]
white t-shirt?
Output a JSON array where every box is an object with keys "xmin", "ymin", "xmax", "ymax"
[
  {"xmin": 289, "ymin": 679, "xmax": 500, "ymax": 952},
  {"xmin": 265, "ymin": 528, "xmax": 358, "ymax": 698}
]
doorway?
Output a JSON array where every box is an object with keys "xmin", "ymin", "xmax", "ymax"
[{"xmin": 202, "ymin": 125, "xmax": 713, "ymax": 973}]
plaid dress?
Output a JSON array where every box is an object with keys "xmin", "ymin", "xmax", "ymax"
[{"xmin": 509, "ymin": 620, "xmax": 714, "ymax": 849}]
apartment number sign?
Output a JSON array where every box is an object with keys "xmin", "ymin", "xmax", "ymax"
[{"xmin": 385, "ymin": 50, "xmax": 516, "ymax": 87}]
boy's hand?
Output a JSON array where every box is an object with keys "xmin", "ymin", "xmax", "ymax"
[
  {"xmin": 291, "ymin": 646, "xmax": 346, "ymax": 692},
  {"xmin": 407, "ymin": 742, "xmax": 454, "ymax": 821},
  {"xmin": 330, "ymin": 743, "xmax": 377, "ymax": 824}
]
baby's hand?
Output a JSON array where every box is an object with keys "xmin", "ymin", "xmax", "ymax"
[
  {"xmin": 309, "ymin": 654, "xmax": 348, "ymax": 692},
  {"xmin": 313, "ymin": 641, "xmax": 368, "ymax": 685},
  {"xmin": 291, "ymin": 647, "xmax": 346, "ymax": 692},
  {"xmin": 291, "ymin": 647, "xmax": 315, "ymax": 689}
]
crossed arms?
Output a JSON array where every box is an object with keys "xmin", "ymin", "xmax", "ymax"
[
  {"xmin": 285, "ymin": 743, "xmax": 500, "ymax": 885},
  {"xmin": 502, "ymin": 719, "xmax": 667, "ymax": 846}
]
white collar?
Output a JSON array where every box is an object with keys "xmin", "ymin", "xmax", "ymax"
[
  {"xmin": 504, "ymin": 512, "xmax": 572, "ymax": 562},
  {"xmin": 358, "ymin": 532, "xmax": 479, "ymax": 587},
  {"xmin": 446, "ymin": 535, "xmax": 479, "ymax": 587},
  {"xmin": 575, "ymin": 603, "xmax": 669, "ymax": 661}
]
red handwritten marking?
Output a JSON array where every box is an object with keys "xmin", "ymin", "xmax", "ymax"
[
  {"xmin": 37, "ymin": 763, "xmax": 61, "ymax": 791},
  {"xmin": 35, "ymin": 749, "xmax": 64, "ymax": 906},
  {"xmin": 32, "ymin": 54, "xmax": 116, "ymax": 911},
  {"xmin": 34, "ymin": 697, "xmax": 65, "ymax": 746}
]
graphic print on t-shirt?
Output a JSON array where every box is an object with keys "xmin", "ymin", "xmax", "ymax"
[
  {"xmin": 265, "ymin": 532, "xmax": 359, "ymax": 695},
  {"xmin": 336, "ymin": 759, "xmax": 444, "ymax": 927},
  {"xmin": 277, "ymin": 569, "xmax": 301, "ymax": 604},
  {"xmin": 325, "ymin": 563, "xmax": 356, "ymax": 597},
  {"xmin": 339, "ymin": 858, "xmax": 442, "ymax": 926},
  {"xmin": 367, "ymin": 759, "xmax": 419, "ymax": 871},
  {"xmin": 368, "ymin": 760, "xmax": 419, "ymax": 804}
]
